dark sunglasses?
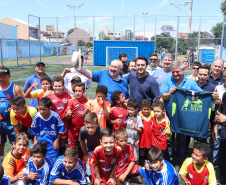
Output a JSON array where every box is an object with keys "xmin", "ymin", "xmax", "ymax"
[{"xmin": 192, "ymin": 67, "xmax": 199, "ymax": 70}]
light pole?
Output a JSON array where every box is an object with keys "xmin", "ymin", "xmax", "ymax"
[
  {"xmin": 66, "ymin": 2, "xmax": 83, "ymax": 48},
  {"xmin": 170, "ymin": 1, "xmax": 189, "ymax": 16},
  {"xmin": 170, "ymin": 1, "xmax": 189, "ymax": 60},
  {"xmin": 142, "ymin": 12, "xmax": 148, "ymax": 41},
  {"xmin": 188, "ymin": 0, "xmax": 193, "ymax": 33}
]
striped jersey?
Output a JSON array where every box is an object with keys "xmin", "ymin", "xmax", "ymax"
[
  {"xmin": 49, "ymin": 156, "xmax": 87, "ymax": 185},
  {"xmin": 24, "ymin": 157, "xmax": 53, "ymax": 185},
  {"xmin": 139, "ymin": 159, "xmax": 179, "ymax": 185}
]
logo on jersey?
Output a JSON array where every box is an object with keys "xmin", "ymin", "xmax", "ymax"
[
  {"xmin": 118, "ymin": 115, "xmax": 123, "ymax": 118},
  {"xmin": 188, "ymin": 173, "xmax": 194, "ymax": 179},
  {"xmin": 125, "ymin": 153, "xmax": 129, "ymax": 159},
  {"xmin": 99, "ymin": 160, "xmax": 105, "ymax": 162},
  {"xmin": 111, "ymin": 158, "xmax": 116, "ymax": 164},
  {"xmin": 101, "ymin": 164, "xmax": 112, "ymax": 172},
  {"xmin": 51, "ymin": 124, "xmax": 55, "ymax": 130},
  {"xmin": 74, "ymin": 104, "xmax": 80, "ymax": 108},
  {"xmin": 204, "ymin": 176, "xmax": 208, "ymax": 183},
  {"xmin": 52, "ymin": 100, "xmax": 58, "ymax": 102},
  {"xmin": 181, "ymin": 97, "xmax": 203, "ymax": 112},
  {"xmin": 62, "ymin": 98, "xmax": 68, "ymax": 103}
]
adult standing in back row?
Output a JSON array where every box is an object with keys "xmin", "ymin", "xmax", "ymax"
[
  {"xmin": 152, "ymin": 53, "xmax": 175, "ymax": 91},
  {"xmin": 24, "ymin": 61, "xmax": 52, "ymax": 108},
  {"xmin": 125, "ymin": 56, "xmax": 161, "ymax": 107}
]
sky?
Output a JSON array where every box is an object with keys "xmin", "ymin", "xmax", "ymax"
[{"xmin": 0, "ymin": 0, "xmax": 224, "ymax": 37}]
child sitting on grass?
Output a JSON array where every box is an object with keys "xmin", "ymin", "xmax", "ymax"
[
  {"xmin": 139, "ymin": 147, "xmax": 179, "ymax": 185},
  {"xmin": 179, "ymin": 143, "xmax": 216, "ymax": 185},
  {"xmin": 2, "ymin": 132, "xmax": 30, "ymax": 185}
]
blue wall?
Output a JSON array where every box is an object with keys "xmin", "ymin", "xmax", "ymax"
[
  {"xmin": 0, "ymin": 40, "xmax": 86, "ymax": 60},
  {"xmin": 0, "ymin": 23, "xmax": 17, "ymax": 39},
  {"xmin": 93, "ymin": 40, "xmax": 155, "ymax": 66}
]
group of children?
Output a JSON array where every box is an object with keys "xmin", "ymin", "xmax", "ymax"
[{"xmin": 0, "ymin": 66, "xmax": 217, "ymax": 185}]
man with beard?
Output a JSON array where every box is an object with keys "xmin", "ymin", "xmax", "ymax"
[
  {"xmin": 125, "ymin": 56, "xmax": 161, "ymax": 107},
  {"xmin": 74, "ymin": 60, "xmax": 128, "ymax": 105}
]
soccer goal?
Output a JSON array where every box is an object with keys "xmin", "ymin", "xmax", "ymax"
[{"xmin": 106, "ymin": 47, "xmax": 138, "ymax": 66}]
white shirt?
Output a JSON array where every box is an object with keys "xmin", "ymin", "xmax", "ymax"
[
  {"xmin": 64, "ymin": 68, "xmax": 92, "ymax": 97},
  {"xmin": 216, "ymin": 84, "xmax": 226, "ymax": 100}
]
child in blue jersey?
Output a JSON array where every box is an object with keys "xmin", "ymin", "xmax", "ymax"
[
  {"xmin": 24, "ymin": 142, "xmax": 52, "ymax": 185},
  {"xmin": 30, "ymin": 97, "xmax": 66, "ymax": 162},
  {"xmin": 0, "ymin": 165, "xmax": 10, "ymax": 185},
  {"xmin": 49, "ymin": 146, "xmax": 88, "ymax": 185},
  {"xmin": 139, "ymin": 147, "xmax": 179, "ymax": 185}
]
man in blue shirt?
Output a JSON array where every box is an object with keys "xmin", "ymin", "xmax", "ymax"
[
  {"xmin": 161, "ymin": 61, "xmax": 204, "ymax": 171},
  {"xmin": 75, "ymin": 60, "xmax": 128, "ymax": 104},
  {"xmin": 126, "ymin": 56, "xmax": 161, "ymax": 107},
  {"xmin": 24, "ymin": 61, "xmax": 52, "ymax": 108}
]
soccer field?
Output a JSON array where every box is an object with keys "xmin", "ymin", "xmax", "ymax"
[{"xmin": 5, "ymin": 64, "xmax": 220, "ymax": 185}]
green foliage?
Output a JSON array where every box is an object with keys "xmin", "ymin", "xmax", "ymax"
[
  {"xmin": 178, "ymin": 38, "xmax": 189, "ymax": 55},
  {"xmin": 77, "ymin": 40, "xmax": 86, "ymax": 46},
  {"xmin": 85, "ymin": 42, "xmax": 93, "ymax": 48},
  {"xmin": 211, "ymin": 22, "xmax": 223, "ymax": 45},
  {"xmin": 151, "ymin": 33, "xmax": 175, "ymax": 53},
  {"xmin": 221, "ymin": 1, "xmax": 226, "ymax": 15},
  {"xmin": 103, "ymin": 36, "xmax": 111, "ymax": 40},
  {"xmin": 67, "ymin": 28, "xmax": 75, "ymax": 36}
]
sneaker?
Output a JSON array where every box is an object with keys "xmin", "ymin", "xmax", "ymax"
[{"xmin": 174, "ymin": 165, "xmax": 180, "ymax": 172}]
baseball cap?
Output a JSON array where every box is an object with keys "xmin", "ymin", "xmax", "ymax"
[
  {"xmin": 35, "ymin": 61, "xmax": 45, "ymax": 66},
  {"xmin": 0, "ymin": 66, "xmax": 10, "ymax": 75},
  {"xmin": 71, "ymin": 76, "xmax": 81, "ymax": 82}
]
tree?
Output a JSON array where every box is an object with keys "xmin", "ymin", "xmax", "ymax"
[
  {"xmin": 67, "ymin": 28, "xmax": 76, "ymax": 36},
  {"xmin": 77, "ymin": 40, "xmax": 85, "ymax": 46},
  {"xmin": 211, "ymin": 23, "xmax": 223, "ymax": 45},
  {"xmin": 85, "ymin": 42, "xmax": 93, "ymax": 48},
  {"xmin": 221, "ymin": 0, "xmax": 226, "ymax": 15},
  {"xmin": 151, "ymin": 33, "xmax": 175, "ymax": 53},
  {"xmin": 103, "ymin": 36, "xmax": 110, "ymax": 40},
  {"xmin": 178, "ymin": 38, "xmax": 189, "ymax": 55}
]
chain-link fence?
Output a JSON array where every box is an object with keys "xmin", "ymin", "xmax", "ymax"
[{"xmin": 0, "ymin": 14, "xmax": 225, "ymax": 67}]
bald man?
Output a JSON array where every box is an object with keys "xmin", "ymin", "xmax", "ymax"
[
  {"xmin": 208, "ymin": 59, "xmax": 224, "ymax": 86},
  {"xmin": 75, "ymin": 60, "xmax": 129, "ymax": 104}
]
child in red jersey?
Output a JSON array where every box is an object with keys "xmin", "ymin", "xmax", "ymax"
[
  {"xmin": 139, "ymin": 99, "xmax": 154, "ymax": 167},
  {"xmin": 65, "ymin": 82, "xmax": 88, "ymax": 147},
  {"xmin": 10, "ymin": 96, "xmax": 37, "ymax": 138},
  {"xmin": 152, "ymin": 100, "xmax": 171, "ymax": 155},
  {"xmin": 24, "ymin": 76, "xmax": 52, "ymax": 102},
  {"xmin": 110, "ymin": 90, "xmax": 127, "ymax": 132},
  {"xmin": 90, "ymin": 128, "xmax": 122, "ymax": 185},
  {"xmin": 115, "ymin": 128, "xmax": 141, "ymax": 184},
  {"xmin": 49, "ymin": 76, "xmax": 71, "ymax": 154},
  {"xmin": 83, "ymin": 85, "xmax": 111, "ymax": 128},
  {"xmin": 179, "ymin": 143, "xmax": 216, "ymax": 185}
]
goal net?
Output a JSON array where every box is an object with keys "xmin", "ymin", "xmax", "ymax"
[{"xmin": 106, "ymin": 47, "xmax": 138, "ymax": 66}]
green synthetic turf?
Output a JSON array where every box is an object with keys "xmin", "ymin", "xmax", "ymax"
[{"xmin": 6, "ymin": 65, "xmax": 222, "ymax": 185}]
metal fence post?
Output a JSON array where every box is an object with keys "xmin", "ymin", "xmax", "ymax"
[
  {"xmin": 16, "ymin": 39, "xmax": 18, "ymax": 67},
  {"xmin": 154, "ymin": 16, "xmax": 157, "ymax": 51},
  {"xmin": 39, "ymin": 16, "xmax": 41, "ymax": 62},
  {"xmin": 175, "ymin": 16, "xmax": 179, "ymax": 61},
  {"xmin": 56, "ymin": 17, "xmax": 58, "ymax": 64},
  {"xmin": 28, "ymin": 14, "xmax": 31, "ymax": 65},
  {"xmin": 220, "ymin": 16, "xmax": 225, "ymax": 59},
  {"xmin": 133, "ymin": 16, "xmax": 136, "ymax": 41},
  {"xmin": 0, "ymin": 39, "xmax": 2, "ymax": 66},
  {"xmin": 93, "ymin": 17, "xmax": 95, "ymax": 41},
  {"xmin": 197, "ymin": 16, "xmax": 201, "ymax": 62},
  {"xmin": 113, "ymin": 16, "xmax": 115, "ymax": 41},
  {"xmin": 74, "ymin": 16, "xmax": 76, "ymax": 49}
]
